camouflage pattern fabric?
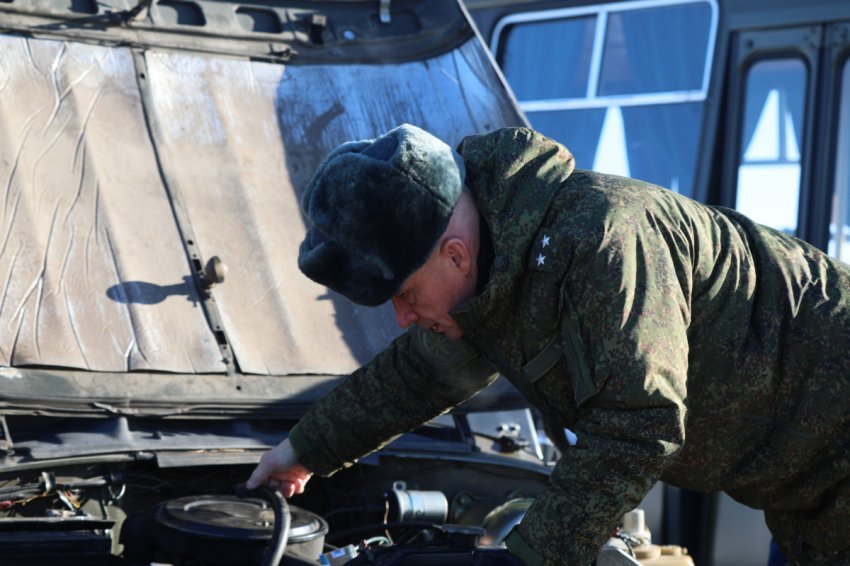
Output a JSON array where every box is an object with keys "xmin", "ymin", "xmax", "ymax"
[{"xmin": 288, "ymin": 128, "xmax": 850, "ymax": 565}]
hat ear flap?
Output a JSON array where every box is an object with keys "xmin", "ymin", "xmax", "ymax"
[
  {"xmin": 298, "ymin": 229, "xmax": 398, "ymax": 307},
  {"xmin": 297, "ymin": 124, "xmax": 464, "ymax": 306}
]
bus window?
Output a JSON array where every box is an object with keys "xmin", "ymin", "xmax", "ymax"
[
  {"xmin": 734, "ymin": 59, "xmax": 807, "ymax": 235},
  {"xmin": 498, "ymin": 16, "xmax": 596, "ymax": 100},
  {"xmin": 492, "ymin": 0, "xmax": 717, "ymax": 198},
  {"xmin": 599, "ymin": 4, "xmax": 711, "ymax": 95},
  {"xmin": 829, "ymin": 58, "xmax": 850, "ymax": 263}
]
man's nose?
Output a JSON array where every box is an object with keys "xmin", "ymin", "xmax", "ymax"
[{"xmin": 391, "ymin": 296, "xmax": 417, "ymax": 328}]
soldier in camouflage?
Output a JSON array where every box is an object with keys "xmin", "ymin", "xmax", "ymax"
[{"xmin": 247, "ymin": 124, "xmax": 850, "ymax": 565}]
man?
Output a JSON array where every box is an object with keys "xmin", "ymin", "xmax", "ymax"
[{"xmin": 247, "ymin": 124, "xmax": 850, "ymax": 565}]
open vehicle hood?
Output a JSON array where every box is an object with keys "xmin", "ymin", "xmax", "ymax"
[
  {"xmin": 0, "ymin": 0, "xmax": 524, "ymax": 419},
  {"xmin": 0, "ymin": 5, "xmax": 558, "ymax": 566}
]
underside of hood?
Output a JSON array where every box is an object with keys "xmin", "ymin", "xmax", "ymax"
[{"xmin": 0, "ymin": 0, "xmax": 525, "ymax": 391}]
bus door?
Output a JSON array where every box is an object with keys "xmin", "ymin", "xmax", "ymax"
[{"xmin": 721, "ymin": 21, "xmax": 850, "ymax": 262}]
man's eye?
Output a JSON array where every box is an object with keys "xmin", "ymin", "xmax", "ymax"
[{"xmin": 400, "ymin": 291, "xmax": 414, "ymax": 305}]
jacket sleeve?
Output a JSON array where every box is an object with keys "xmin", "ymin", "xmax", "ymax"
[
  {"xmin": 512, "ymin": 191, "xmax": 691, "ymax": 565},
  {"xmin": 288, "ymin": 325, "xmax": 498, "ymax": 476}
]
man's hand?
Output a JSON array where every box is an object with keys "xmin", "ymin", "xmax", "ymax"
[{"xmin": 246, "ymin": 438, "xmax": 313, "ymax": 497}]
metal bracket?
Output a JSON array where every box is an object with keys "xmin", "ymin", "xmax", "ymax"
[
  {"xmin": 121, "ymin": 0, "xmax": 153, "ymax": 24},
  {"xmin": 379, "ymin": 0, "xmax": 391, "ymax": 24},
  {"xmin": 0, "ymin": 415, "xmax": 13, "ymax": 456}
]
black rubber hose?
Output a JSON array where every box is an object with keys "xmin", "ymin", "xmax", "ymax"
[{"xmin": 235, "ymin": 483, "xmax": 290, "ymax": 566}]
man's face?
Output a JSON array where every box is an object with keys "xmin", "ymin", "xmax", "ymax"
[{"xmin": 390, "ymin": 242, "xmax": 474, "ymax": 340}]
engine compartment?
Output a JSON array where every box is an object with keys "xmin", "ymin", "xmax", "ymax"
[{"xmin": 0, "ymin": 437, "xmax": 551, "ymax": 565}]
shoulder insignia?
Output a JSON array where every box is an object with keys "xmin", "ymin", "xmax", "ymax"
[{"xmin": 528, "ymin": 227, "xmax": 557, "ymax": 272}]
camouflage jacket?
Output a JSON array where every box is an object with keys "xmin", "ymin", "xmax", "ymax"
[{"xmin": 289, "ymin": 128, "xmax": 850, "ymax": 565}]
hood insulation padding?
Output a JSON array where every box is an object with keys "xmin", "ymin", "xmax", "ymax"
[{"xmin": 0, "ymin": 34, "xmax": 522, "ymax": 375}]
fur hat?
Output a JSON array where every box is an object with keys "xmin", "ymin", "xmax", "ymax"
[{"xmin": 298, "ymin": 124, "xmax": 466, "ymax": 306}]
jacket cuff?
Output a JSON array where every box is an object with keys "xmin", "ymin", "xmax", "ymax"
[
  {"xmin": 287, "ymin": 422, "xmax": 334, "ymax": 476},
  {"xmin": 504, "ymin": 525, "xmax": 545, "ymax": 566}
]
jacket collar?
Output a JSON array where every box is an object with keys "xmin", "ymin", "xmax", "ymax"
[{"xmin": 450, "ymin": 127, "xmax": 575, "ymax": 339}]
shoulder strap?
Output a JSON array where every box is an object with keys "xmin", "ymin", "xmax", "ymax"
[{"xmin": 522, "ymin": 334, "xmax": 563, "ymax": 383}]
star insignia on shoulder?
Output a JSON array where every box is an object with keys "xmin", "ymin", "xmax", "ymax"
[
  {"xmin": 536, "ymin": 253, "xmax": 546, "ymax": 266},
  {"xmin": 540, "ymin": 235, "xmax": 550, "ymax": 248}
]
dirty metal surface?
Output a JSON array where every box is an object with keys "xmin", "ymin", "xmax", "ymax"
[
  {"xmin": 0, "ymin": 33, "xmax": 523, "ymax": 379},
  {"xmin": 0, "ymin": 36, "xmax": 224, "ymax": 373},
  {"xmin": 143, "ymin": 40, "xmax": 520, "ymax": 375}
]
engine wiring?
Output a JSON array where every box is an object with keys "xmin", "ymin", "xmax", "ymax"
[{"xmin": 0, "ymin": 471, "xmax": 121, "ymax": 516}]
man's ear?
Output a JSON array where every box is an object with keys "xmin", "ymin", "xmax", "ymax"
[{"xmin": 440, "ymin": 238, "xmax": 472, "ymax": 274}]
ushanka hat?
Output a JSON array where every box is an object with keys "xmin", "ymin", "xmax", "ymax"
[{"xmin": 298, "ymin": 124, "xmax": 466, "ymax": 306}]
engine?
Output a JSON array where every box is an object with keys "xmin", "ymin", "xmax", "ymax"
[{"xmin": 0, "ymin": 454, "xmax": 547, "ymax": 566}]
